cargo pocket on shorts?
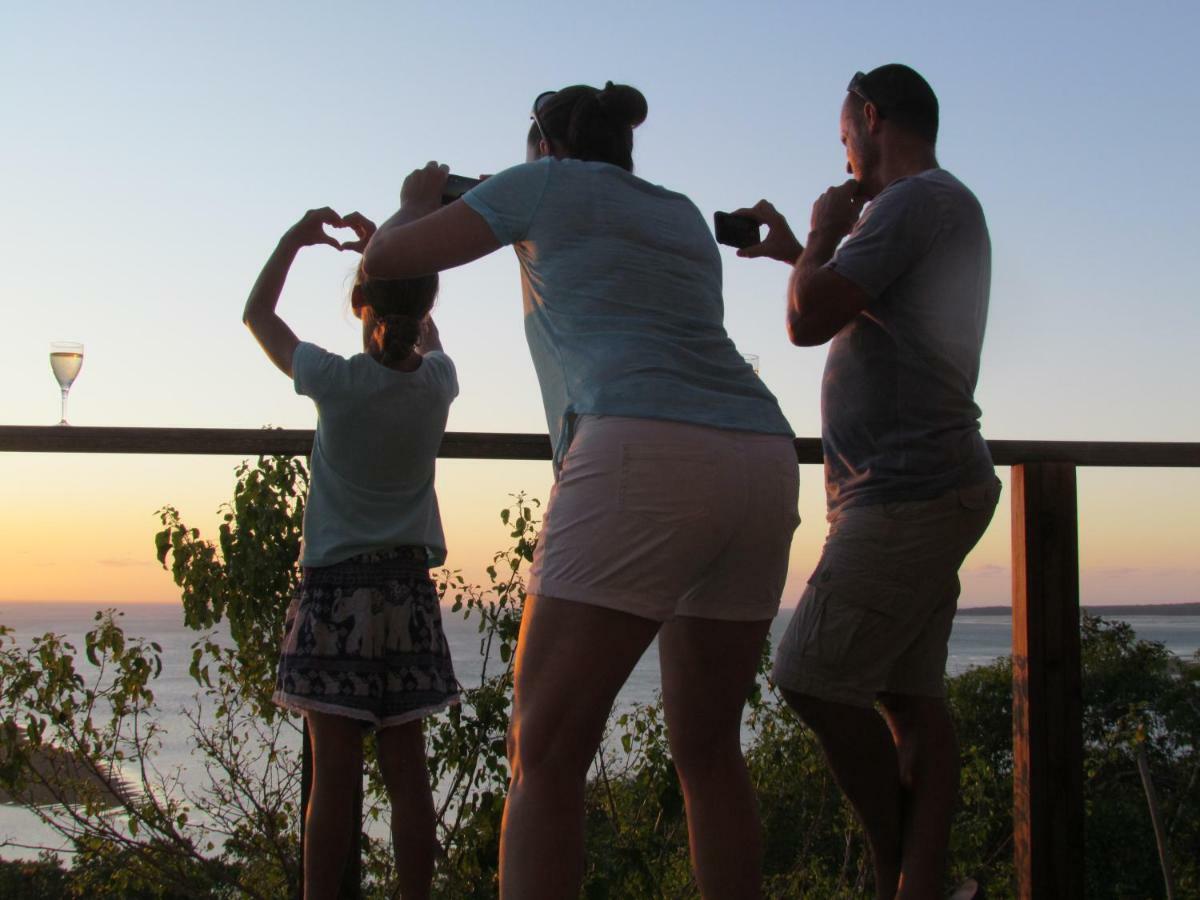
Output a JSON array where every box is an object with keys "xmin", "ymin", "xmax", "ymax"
[
  {"xmin": 804, "ymin": 572, "xmax": 908, "ymax": 673},
  {"xmin": 618, "ymin": 445, "xmax": 716, "ymax": 524}
]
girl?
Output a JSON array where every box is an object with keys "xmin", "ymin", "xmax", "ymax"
[
  {"xmin": 364, "ymin": 85, "xmax": 799, "ymax": 899},
  {"xmin": 243, "ymin": 207, "xmax": 459, "ymax": 900}
]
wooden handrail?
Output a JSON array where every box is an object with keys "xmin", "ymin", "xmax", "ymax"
[
  {"xmin": 2, "ymin": 425, "xmax": 1199, "ymax": 468},
  {"xmin": 0, "ymin": 425, "xmax": 555, "ymax": 460}
]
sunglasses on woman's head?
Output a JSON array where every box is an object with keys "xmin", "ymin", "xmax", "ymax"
[{"xmin": 531, "ymin": 90, "xmax": 555, "ymax": 142}]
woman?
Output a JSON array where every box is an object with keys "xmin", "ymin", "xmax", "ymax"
[
  {"xmin": 243, "ymin": 207, "xmax": 460, "ymax": 899},
  {"xmin": 365, "ymin": 83, "xmax": 798, "ymax": 899}
]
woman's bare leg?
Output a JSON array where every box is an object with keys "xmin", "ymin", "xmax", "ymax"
[
  {"xmin": 499, "ymin": 594, "xmax": 660, "ymax": 900},
  {"xmin": 377, "ymin": 720, "xmax": 436, "ymax": 900},
  {"xmin": 303, "ymin": 710, "xmax": 364, "ymax": 900},
  {"xmin": 659, "ymin": 616, "xmax": 772, "ymax": 899}
]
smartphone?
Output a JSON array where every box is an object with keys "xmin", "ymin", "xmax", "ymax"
[
  {"xmin": 713, "ymin": 211, "xmax": 761, "ymax": 249},
  {"xmin": 442, "ymin": 174, "xmax": 482, "ymax": 205}
]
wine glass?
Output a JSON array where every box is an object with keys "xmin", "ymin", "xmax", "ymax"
[{"xmin": 49, "ymin": 341, "xmax": 84, "ymax": 425}]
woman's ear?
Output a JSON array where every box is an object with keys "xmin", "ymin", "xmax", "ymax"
[{"xmin": 528, "ymin": 138, "xmax": 553, "ymax": 163}]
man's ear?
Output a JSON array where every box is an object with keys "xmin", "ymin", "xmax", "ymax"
[{"xmin": 863, "ymin": 101, "xmax": 884, "ymax": 134}]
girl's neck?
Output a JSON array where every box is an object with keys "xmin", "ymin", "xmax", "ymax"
[{"xmin": 367, "ymin": 346, "xmax": 423, "ymax": 372}]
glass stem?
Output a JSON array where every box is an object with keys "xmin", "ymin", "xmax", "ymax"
[{"xmin": 60, "ymin": 388, "xmax": 69, "ymax": 426}]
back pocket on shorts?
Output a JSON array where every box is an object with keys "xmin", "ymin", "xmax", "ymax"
[
  {"xmin": 619, "ymin": 445, "xmax": 716, "ymax": 524},
  {"xmin": 766, "ymin": 455, "xmax": 801, "ymax": 532}
]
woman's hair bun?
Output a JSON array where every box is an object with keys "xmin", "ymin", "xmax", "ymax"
[
  {"xmin": 544, "ymin": 81, "xmax": 648, "ymax": 171},
  {"xmin": 597, "ymin": 81, "xmax": 648, "ymax": 129}
]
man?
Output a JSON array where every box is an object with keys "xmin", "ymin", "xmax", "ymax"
[{"xmin": 736, "ymin": 64, "xmax": 998, "ymax": 900}]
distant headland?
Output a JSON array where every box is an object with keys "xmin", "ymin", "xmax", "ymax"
[{"xmin": 960, "ymin": 602, "xmax": 1200, "ymax": 617}]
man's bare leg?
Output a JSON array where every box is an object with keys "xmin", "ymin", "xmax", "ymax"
[
  {"xmin": 879, "ymin": 693, "xmax": 960, "ymax": 900},
  {"xmin": 781, "ymin": 689, "xmax": 902, "ymax": 900}
]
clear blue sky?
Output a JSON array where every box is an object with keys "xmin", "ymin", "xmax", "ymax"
[{"xmin": 1, "ymin": 1, "xmax": 1197, "ymax": 605}]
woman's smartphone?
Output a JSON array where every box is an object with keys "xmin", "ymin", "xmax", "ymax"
[
  {"xmin": 442, "ymin": 174, "xmax": 482, "ymax": 205},
  {"xmin": 713, "ymin": 212, "xmax": 761, "ymax": 249}
]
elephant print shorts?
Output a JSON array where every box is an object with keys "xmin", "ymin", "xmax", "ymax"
[{"xmin": 273, "ymin": 546, "xmax": 459, "ymax": 729}]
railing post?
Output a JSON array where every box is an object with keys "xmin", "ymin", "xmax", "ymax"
[
  {"xmin": 1011, "ymin": 462, "xmax": 1084, "ymax": 899},
  {"xmin": 299, "ymin": 718, "xmax": 311, "ymax": 900},
  {"xmin": 346, "ymin": 756, "xmax": 363, "ymax": 897}
]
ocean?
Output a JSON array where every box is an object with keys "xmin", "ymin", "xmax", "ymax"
[{"xmin": 2, "ymin": 602, "xmax": 1198, "ymax": 859}]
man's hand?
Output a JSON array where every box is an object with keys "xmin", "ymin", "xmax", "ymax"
[
  {"xmin": 731, "ymin": 200, "xmax": 804, "ymax": 264},
  {"xmin": 282, "ymin": 207, "xmax": 347, "ymax": 252},
  {"xmin": 809, "ymin": 179, "xmax": 863, "ymax": 242},
  {"xmin": 400, "ymin": 161, "xmax": 450, "ymax": 217},
  {"xmin": 784, "ymin": 179, "xmax": 871, "ymax": 346}
]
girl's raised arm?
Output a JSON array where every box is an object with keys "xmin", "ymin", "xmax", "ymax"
[{"xmin": 243, "ymin": 207, "xmax": 347, "ymax": 377}]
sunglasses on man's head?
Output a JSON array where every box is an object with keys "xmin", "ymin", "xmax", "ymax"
[
  {"xmin": 531, "ymin": 90, "xmax": 555, "ymax": 142},
  {"xmin": 846, "ymin": 72, "xmax": 874, "ymax": 105},
  {"xmin": 846, "ymin": 72, "xmax": 892, "ymax": 119}
]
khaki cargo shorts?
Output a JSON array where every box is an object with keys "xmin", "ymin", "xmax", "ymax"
[{"xmin": 772, "ymin": 479, "xmax": 1001, "ymax": 707}]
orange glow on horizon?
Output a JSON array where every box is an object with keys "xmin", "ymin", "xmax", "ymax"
[{"xmin": 2, "ymin": 455, "xmax": 1197, "ymax": 611}]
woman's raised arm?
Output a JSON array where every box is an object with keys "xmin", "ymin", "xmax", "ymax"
[{"xmin": 364, "ymin": 162, "xmax": 502, "ymax": 280}]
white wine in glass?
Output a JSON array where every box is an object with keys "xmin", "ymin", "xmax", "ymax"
[{"xmin": 49, "ymin": 341, "xmax": 84, "ymax": 425}]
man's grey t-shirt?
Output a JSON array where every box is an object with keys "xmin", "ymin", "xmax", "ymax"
[{"xmin": 822, "ymin": 168, "xmax": 994, "ymax": 514}]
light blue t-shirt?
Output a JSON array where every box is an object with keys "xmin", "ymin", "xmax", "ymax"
[
  {"xmin": 463, "ymin": 158, "xmax": 793, "ymax": 468},
  {"xmin": 292, "ymin": 342, "xmax": 458, "ymax": 568}
]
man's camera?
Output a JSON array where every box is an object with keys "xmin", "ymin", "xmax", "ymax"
[{"xmin": 713, "ymin": 212, "xmax": 761, "ymax": 249}]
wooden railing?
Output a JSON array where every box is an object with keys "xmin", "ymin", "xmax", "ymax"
[{"xmin": 3, "ymin": 424, "xmax": 1199, "ymax": 900}]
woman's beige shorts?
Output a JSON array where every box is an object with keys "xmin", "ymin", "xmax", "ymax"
[{"xmin": 528, "ymin": 416, "xmax": 800, "ymax": 622}]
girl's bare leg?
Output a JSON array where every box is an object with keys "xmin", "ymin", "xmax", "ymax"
[
  {"xmin": 304, "ymin": 710, "xmax": 364, "ymax": 900},
  {"xmin": 377, "ymin": 719, "xmax": 436, "ymax": 900}
]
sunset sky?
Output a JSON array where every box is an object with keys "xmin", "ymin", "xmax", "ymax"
[{"xmin": 1, "ymin": 2, "xmax": 1197, "ymax": 609}]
